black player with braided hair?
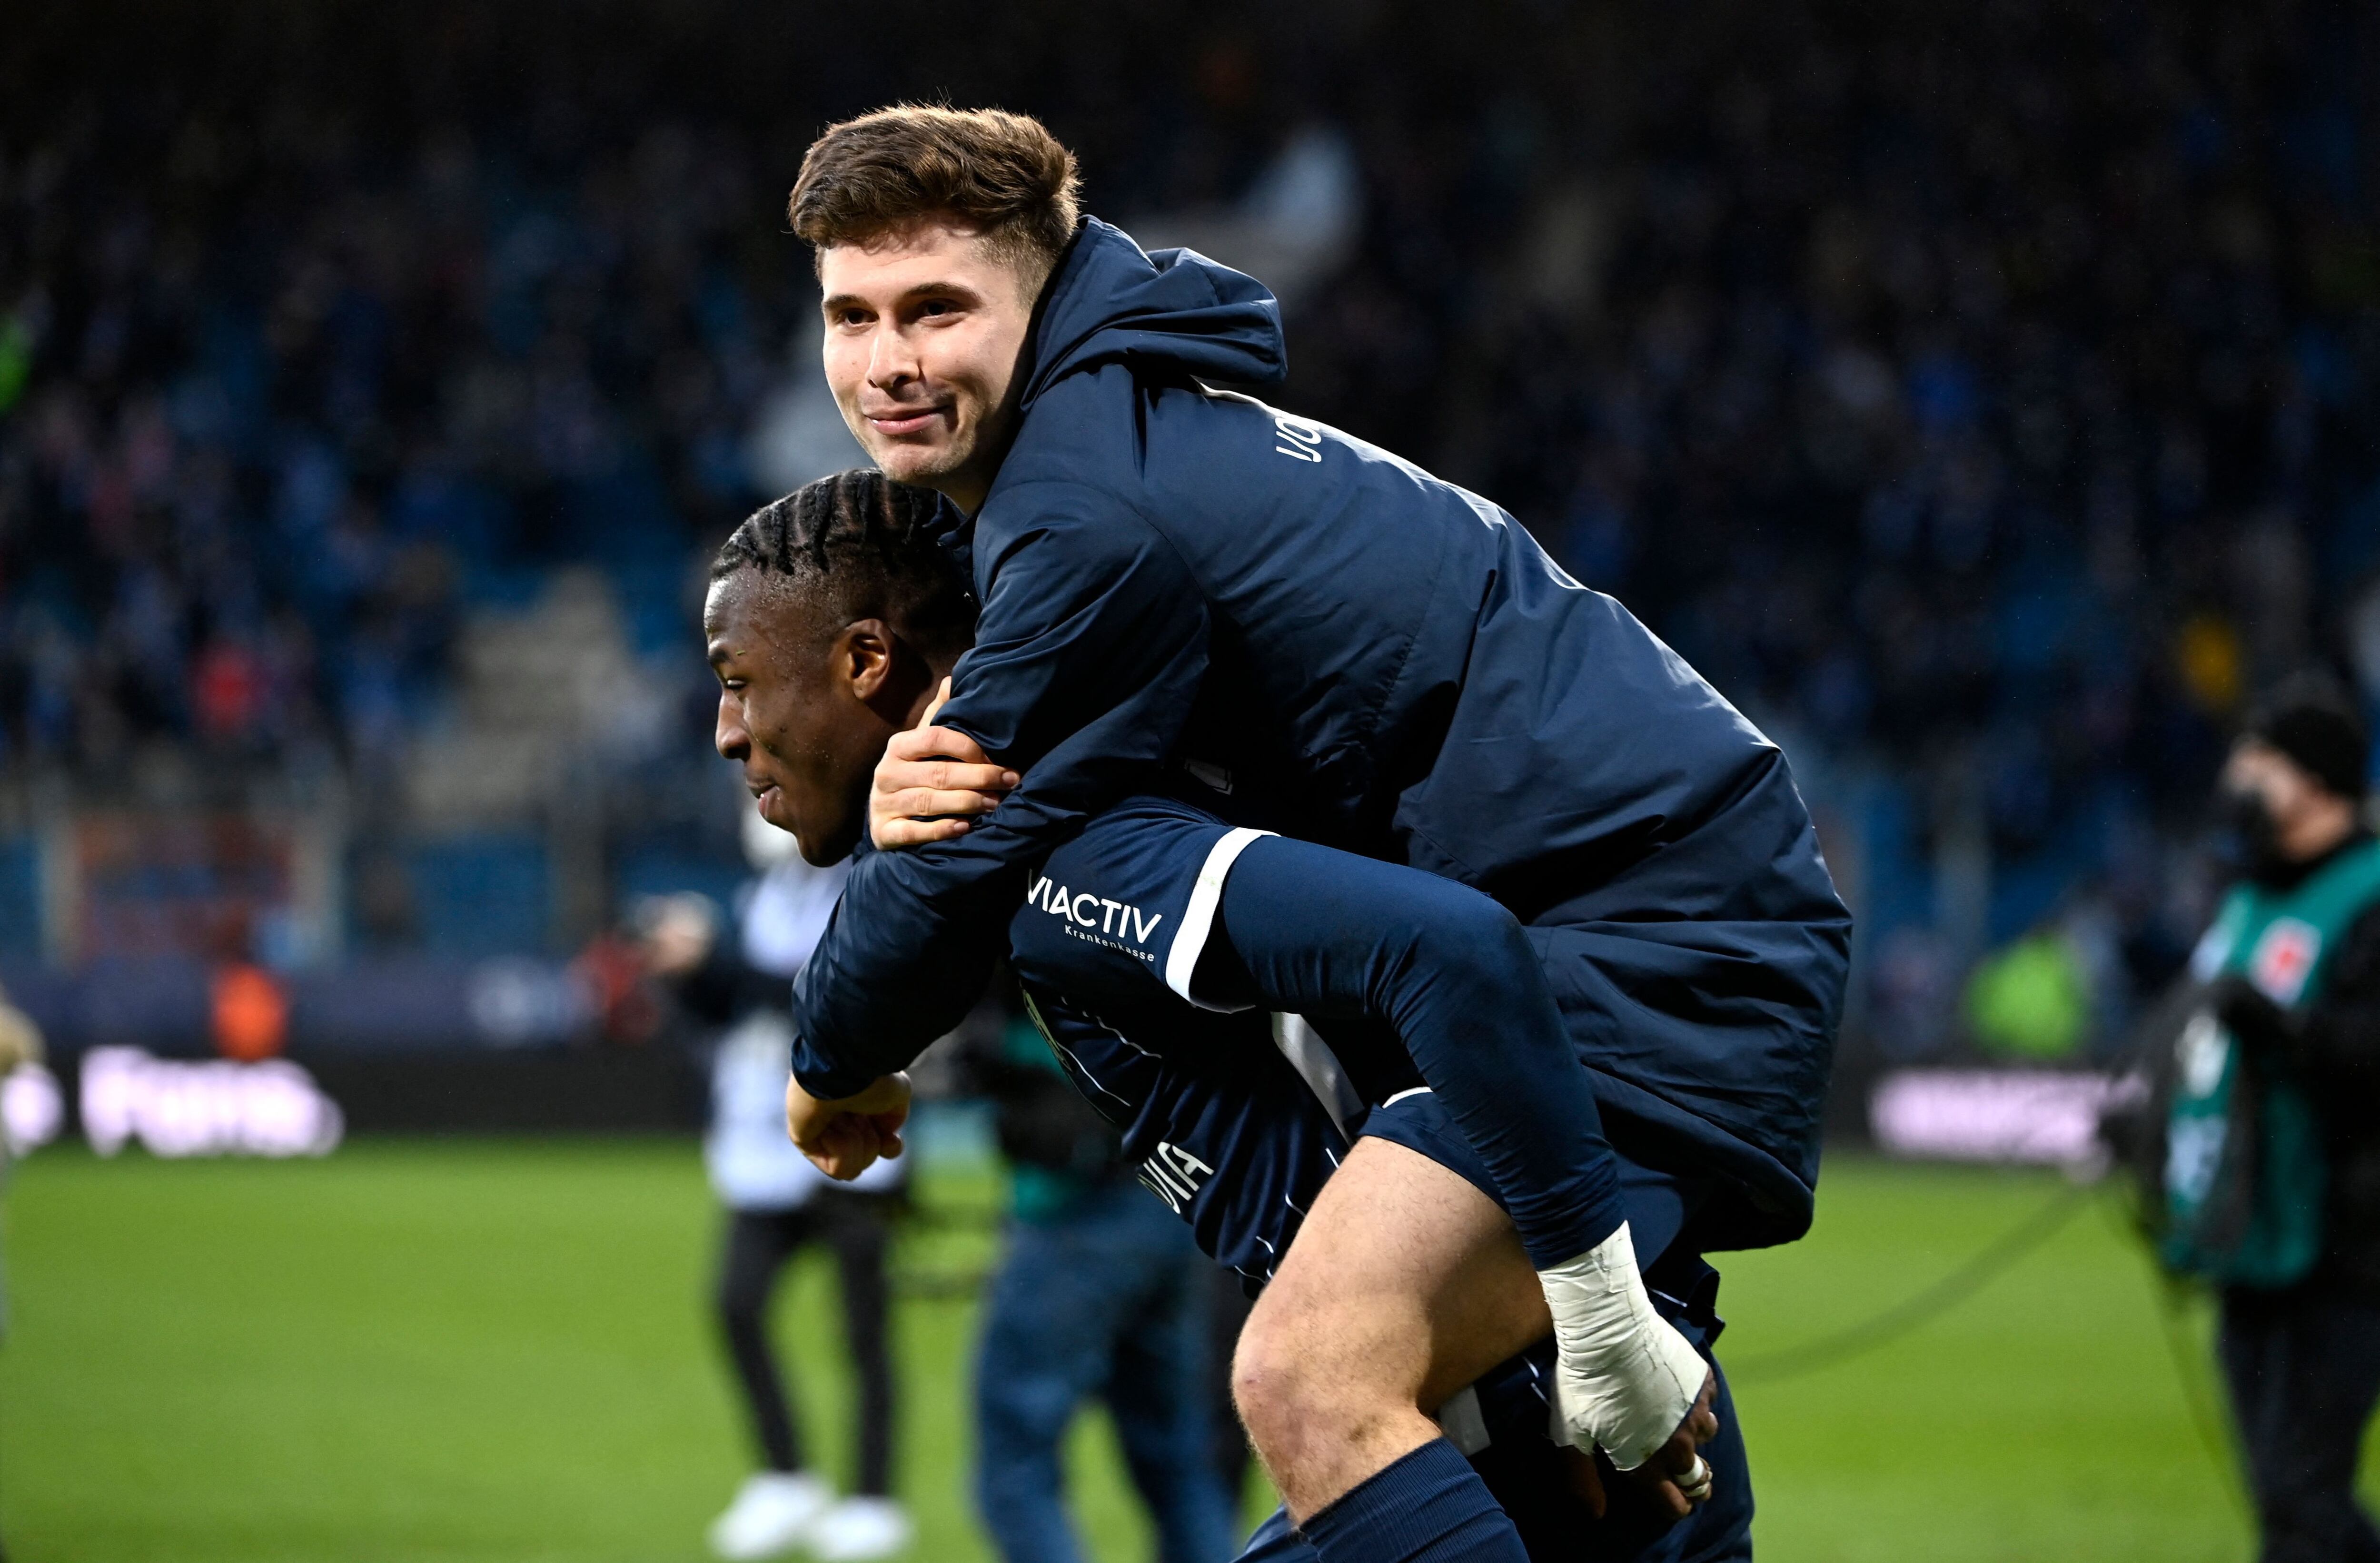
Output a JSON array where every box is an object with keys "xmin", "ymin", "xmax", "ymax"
[
  {"xmin": 708, "ymin": 469, "xmax": 994, "ymax": 868},
  {"xmin": 692, "ymin": 467, "xmax": 990, "ymax": 1562},
  {"xmin": 714, "ymin": 472, "xmax": 1739, "ymax": 1563},
  {"xmin": 712, "ymin": 467, "xmax": 973, "ymax": 621}
]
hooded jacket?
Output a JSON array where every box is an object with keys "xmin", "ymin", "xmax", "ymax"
[{"xmin": 793, "ymin": 218, "xmax": 1851, "ymax": 1248}]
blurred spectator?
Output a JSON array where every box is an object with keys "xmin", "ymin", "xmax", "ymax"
[
  {"xmin": 1964, "ymin": 925, "xmax": 2091, "ymax": 1060},
  {"xmin": 0, "ymin": 988, "xmax": 51, "ymax": 1159},
  {"xmin": 210, "ymin": 962, "xmax": 288, "ymax": 1060},
  {"xmin": 962, "ymin": 1009, "xmax": 1237, "ymax": 1563},
  {"xmin": 1203, "ymin": 1268, "xmax": 1258, "ymax": 1514},
  {"xmin": 643, "ymin": 812, "xmax": 909, "ymax": 1563},
  {"xmin": 0, "ymin": 980, "xmax": 36, "ymax": 1563},
  {"xmin": 2178, "ymin": 677, "xmax": 2380, "ymax": 1563},
  {"xmin": 0, "ymin": 986, "xmax": 43, "ymax": 1079},
  {"xmin": 1, "ymin": 0, "xmax": 2377, "ymax": 1031},
  {"xmin": 577, "ymin": 923, "xmax": 665, "ymax": 1045},
  {"xmin": 0, "ymin": 982, "xmax": 42, "ymax": 1209}
]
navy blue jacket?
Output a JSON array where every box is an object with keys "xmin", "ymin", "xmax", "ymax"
[{"xmin": 794, "ymin": 218, "xmax": 1852, "ymax": 1248}]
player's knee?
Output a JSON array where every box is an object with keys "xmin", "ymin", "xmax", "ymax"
[
  {"xmin": 1229, "ymin": 1325, "xmax": 1311, "ymax": 1456},
  {"xmin": 1231, "ymin": 1299, "xmax": 1324, "ymax": 1421},
  {"xmin": 1408, "ymin": 883, "xmax": 1536, "ymax": 990},
  {"xmin": 1231, "ymin": 1302, "xmax": 1390, "ymax": 1459}
]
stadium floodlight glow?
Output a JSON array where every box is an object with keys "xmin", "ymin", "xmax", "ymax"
[{"xmin": 78, "ymin": 1047, "xmax": 344, "ymax": 1159}]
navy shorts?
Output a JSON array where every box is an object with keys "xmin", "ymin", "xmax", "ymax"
[
  {"xmin": 1012, "ymin": 793, "xmax": 1723, "ymax": 1281},
  {"xmin": 1012, "ymin": 792, "xmax": 1437, "ymax": 1288}
]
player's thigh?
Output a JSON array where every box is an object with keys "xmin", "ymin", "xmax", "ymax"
[{"xmin": 1241, "ymin": 1135, "xmax": 1548, "ymax": 1412}]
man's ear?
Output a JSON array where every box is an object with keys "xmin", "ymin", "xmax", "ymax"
[
  {"xmin": 842, "ymin": 618, "xmax": 937, "ymax": 726},
  {"xmin": 839, "ymin": 618, "xmax": 897, "ymax": 702}
]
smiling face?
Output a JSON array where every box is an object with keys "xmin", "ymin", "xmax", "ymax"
[
  {"xmin": 705, "ymin": 570, "xmax": 923, "ymax": 866},
  {"xmin": 818, "ymin": 220, "xmax": 1042, "ymax": 514}
]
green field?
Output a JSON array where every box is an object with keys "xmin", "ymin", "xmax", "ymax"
[{"xmin": 1, "ymin": 1138, "xmax": 2359, "ymax": 1561}]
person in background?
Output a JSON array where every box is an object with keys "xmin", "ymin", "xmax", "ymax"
[
  {"xmin": 0, "ymin": 985, "xmax": 43, "ymax": 1563},
  {"xmin": 643, "ymin": 807, "xmax": 910, "ymax": 1563},
  {"xmin": 0, "ymin": 982, "xmax": 43, "ymax": 1314},
  {"xmin": 963, "ymin": 1004, "xmax": 1238, "ymax": 1563},
  {"xmin": 2195, "ymin": 674, "xmax": 2380, "ymax": 1563},
  {"xmin": 1203, "ymin": 1268, "xmax": 1257, "ymax": 1513}
]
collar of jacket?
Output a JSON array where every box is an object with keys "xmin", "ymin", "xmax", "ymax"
[{"xmin": 1011, "ymin": 216, "xmax": 1289, "ymax": 412}]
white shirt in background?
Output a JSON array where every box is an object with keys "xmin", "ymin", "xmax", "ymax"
[{"xmin": 705, "ymin": 857, "xmax": 901, "ymax": 1210}]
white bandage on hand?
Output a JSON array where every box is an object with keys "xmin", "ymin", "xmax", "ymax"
[{"xmin": 1538, "ymin": 1221, "xmax": 1710, "ymax": 1470}]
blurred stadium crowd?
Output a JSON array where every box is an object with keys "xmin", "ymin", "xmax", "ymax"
[{"xmin": 2, "ymin": 0, "xmax": 2377, "ymax": 1062}]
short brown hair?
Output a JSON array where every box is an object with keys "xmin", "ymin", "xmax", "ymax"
[{"xmin": 789, "ymin": 105, "xmax": 1081, "ymax": 279}]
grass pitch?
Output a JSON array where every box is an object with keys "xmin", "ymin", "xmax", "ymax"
[{"xmin": 0, "ymin": 1139, "xmax": 2351, "ymax": 1561}]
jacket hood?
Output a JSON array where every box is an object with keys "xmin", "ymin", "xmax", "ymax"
[{"xmin": 1018, "ymin": 217, "xmax": 1287, "ymax": 407}]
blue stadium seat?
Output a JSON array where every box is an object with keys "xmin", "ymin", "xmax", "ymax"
[{"xmin": 404, "ymin": 835, "xmax": 551, "ymax": 957}]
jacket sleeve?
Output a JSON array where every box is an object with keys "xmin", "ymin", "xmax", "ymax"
[
  {"xmin": 790, "ymin": 496, "xmax": 1210, "ymax": 1097},
  {"xmin": 2296, "ymin": 903, "xmax": 2380, "ymax": 1088}
]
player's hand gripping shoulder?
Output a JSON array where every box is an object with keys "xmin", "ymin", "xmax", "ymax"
[
  {"xmin": 785, "ymin": 1071, "xmax": 913, "ymax": 1179},
  {"xmin": 1542, "ymin": 1222, "xmax": 1722, "ymax": 1514},
  {"xmin": 871, "ymin": 678, "xmax": 1020, "ymax": 850}
]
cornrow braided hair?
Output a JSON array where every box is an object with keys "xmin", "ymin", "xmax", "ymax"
[{"xmin": 712, "ymin": 468, "xmax": 976, "ymax": 646}]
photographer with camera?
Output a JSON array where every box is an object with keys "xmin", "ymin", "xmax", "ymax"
[{"xmin": 2179, "ymin": 675, "xmax": 2380, "ymax": 1563}]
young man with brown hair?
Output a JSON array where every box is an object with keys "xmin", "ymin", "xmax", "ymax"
[{"xmin": 777, "ymin": 106, "xmax": 1849, "ymax": 1562}]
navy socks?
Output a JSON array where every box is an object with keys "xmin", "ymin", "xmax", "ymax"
[{"xmin": 1297, "ymin": 1439, "xmax": 1528, "ymax": 1562}]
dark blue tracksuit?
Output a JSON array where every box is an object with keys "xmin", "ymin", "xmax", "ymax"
[
  {"xmin": 1009, "ymin": 795, "xmax": 1752, "ymax": 1561},
  {"xmin": 1010, "ymin": 791, "xmax": 1622, "ymax": 1269},
  {"xmin": 793, "ymin": 215, "xmax": 1851, "ymax": 1253}
]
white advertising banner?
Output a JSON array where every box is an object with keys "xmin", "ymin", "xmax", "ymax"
[{"xmin": 77, "ymin": 1047, "xmax": 343, "ymax": 1159}]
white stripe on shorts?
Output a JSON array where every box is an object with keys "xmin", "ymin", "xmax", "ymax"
[
  {"xmin": 1272, "ymin": 1012, "xmax": 1366, "ymax": 1139},
  {"xmin": 1161, "ymin": 826, "xmax": 1276, "ymax": 1009}
]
